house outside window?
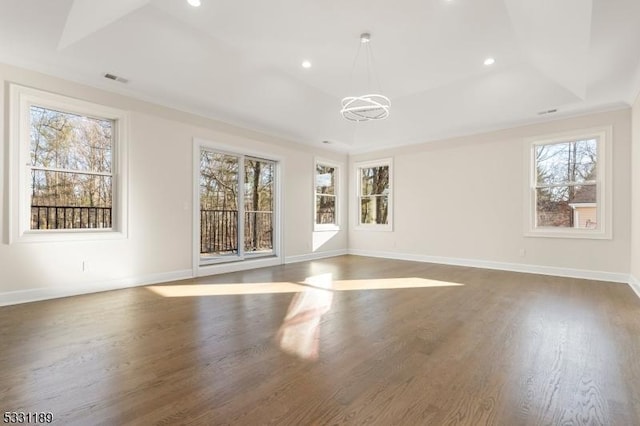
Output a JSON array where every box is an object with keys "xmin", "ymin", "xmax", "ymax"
[
  {"xmin": 355, "ymin": 158, "xmax": 393, "ymax": 231},
  {"xmin": 9, "ymin": 84, "xmax": 128, "ymax": 242},
  {"xmin": 314, "ymin": 160, "xmax": 340, "ymax": 231},
  {"xmin": 526, "ymin": 127, "xmax": 611, "ymax": 239}
]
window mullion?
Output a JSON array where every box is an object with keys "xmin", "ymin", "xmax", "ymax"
[
  {"xmin": 238, "ymin": 155, "xmax": 246, "ymax": 259},
  {"xmin": 535, "ymin": 181, "xmax": 597, "ymax": 189},
  {"xmin": 30, "ymin": 166, "xmax": 113, "ymax": 177}
]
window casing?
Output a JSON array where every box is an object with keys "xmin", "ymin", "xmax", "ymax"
[
  {"xmin": 9, "ymin": 85, "xmax": 128, "ymax": 242},
  {"xmin": 525, "ymin": 127, "xmax": 611, "ymax": 239},
  {"xmin": 314, "ymin": 159, "xmax": 340, "ymax": 231},
  {"xmin": 195, "ymin": 139, "xmax": 281, "ymax": 268},
  {"xmin": 355, "ymin": 158, "xmax": 393, "ymax": 231}
]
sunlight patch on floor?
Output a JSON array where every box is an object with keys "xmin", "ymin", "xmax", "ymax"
[
  {"xmin": 146, "ymin": 282, "xmax": 307, "ymax": 297},
  {"xmin": 146, "ymin": 275, "xmax": 463, "ymax": 298},
  {"xmin": 304, "ymin": 275, "xmax": 464, "ymax": 291}
]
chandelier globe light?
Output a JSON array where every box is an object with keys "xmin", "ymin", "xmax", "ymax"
[{"xmin": 340, "ymin": 32, "xmax": 390, "ymax": 122}]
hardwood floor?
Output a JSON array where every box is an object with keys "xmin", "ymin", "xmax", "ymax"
[{"xmin": 1, "ymin": 255, "xmax": 639, "ymax": 425}]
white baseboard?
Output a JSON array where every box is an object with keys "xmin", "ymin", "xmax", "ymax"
[
  {"xmin": 348, "ymin": 249, "xmax": 630, "ymax": 284},
  {"xmin": 630, "ymin": 275, "xmax": 640, "ymax": 299},
  {"xmin": 0, "ymin": 269, "xmax": 193, "ymax": 307},
  {"xmin": 197, "ymin": 256, "xmax": 282, "ymax": 276},
  {"xmin": 285, "ymin": 249, "xmax": 348, "ymax": 264}
]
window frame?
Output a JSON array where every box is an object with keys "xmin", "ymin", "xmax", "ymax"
[
  {"xmin": 8, "ymin": 84, "xmax": 129, "ymax": 243},
  {"xmin": 524, "ymin": 126, "xmax": 612, "ymax": 239},
  {"xmin": 193, "ymin": 138, "xmax": 283, "ymax": 274},
  {"xmin": 354, "ymin": 158, "xmax": 393, "ymax": 232},
  {"xmin": 313, "ymin": 158, "xmax": 341, "ymax": 232}
]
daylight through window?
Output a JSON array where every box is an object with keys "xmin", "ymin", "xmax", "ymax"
[
  {"xmin": 534, "ymin": 138, "xmax": 597, "ymax": 229},
  {"xmin": 30, "ymin": 106, "xmax": 114, "ymax": 230},
  {"xmin": 356, "ymin": 159, "xmax": 392, "ymax": 230},
  {"xmin": 10, "ymin": 84, "xmax": 128, "ymax": 242},
  {"xmin": 315, "ymin": 162, "xmax": 338, "ymax": 229},
  {"xmin": 527, "ymin": 127, "xmax": 610, "ymax": 239}
]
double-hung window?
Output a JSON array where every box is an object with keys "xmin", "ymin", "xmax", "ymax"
[
  {"xmin": 314, "ymin": 160, "xmax": 340, "ymax": 231},
  {"xmin": 526, "ymin": 127, "xmax": 611, "ymax": 239},
  {"xmin": 9, "ymin": 85, "xmax": 128, "ymax": 242},
  {"xmin": 355, "ymin": 158, "xmax": 393, "ymax": 231}
]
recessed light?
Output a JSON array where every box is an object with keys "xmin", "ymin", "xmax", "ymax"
[
  {"xmin": 484, "ymin": 57, "xmax": 496, "ymax": 66},
  {"xmin": 187, "ymin": 0, "xmax": 201, "ymax": 7},
  {"xmin": 301, "ymin": 60, "xmax": 312, "ymax": 69},
  {"xmin": 322, "ymin": 140, "xmax": 331, "ymax": 144}
]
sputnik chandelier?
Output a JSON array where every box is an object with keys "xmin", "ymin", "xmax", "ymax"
[{"xmin": 341, "ymin": 32, "xmax": 390, "ymax": 122}]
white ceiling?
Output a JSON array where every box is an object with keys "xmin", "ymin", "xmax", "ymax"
[{"xmin": 1, "ymin": 0, "xmax": 639, "ymax": 152}]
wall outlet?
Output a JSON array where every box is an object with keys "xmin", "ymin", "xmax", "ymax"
[
  {"xmin": 82, "ymin": 260, "xmax": 88, "ymax": 272},
  {"xmin": 518, "ymin": 248, "xmax": 526, "ymax": 257}
]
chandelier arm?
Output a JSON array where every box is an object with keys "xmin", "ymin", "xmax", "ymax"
[
  {"xmin": 366, "ymin": 42, "xmax": 385, "ymax": 94},
  {"xmin": 346, "ymin": 42, "xmax": 364, "ymax": 96}
]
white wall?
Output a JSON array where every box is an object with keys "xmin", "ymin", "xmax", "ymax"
[
  {"xmin": 0, "ymin": 63, "xmax": 348, "ymax": 302},
  {"xmin": 631, "ymin": 95, "xmax": 640, "ymax": 282},
  {"xmin": 349, "ymin": 109, "xmax": 632, "ymax": 278}
]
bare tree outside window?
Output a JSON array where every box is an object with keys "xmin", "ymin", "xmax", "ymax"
[
  {"xmin": 359, "ymin": 165, "xmax": 389, "ymax": 225},
  {"xmin": 199, "ymin": 150, "xmax": 275, "ymax": 258},
  {"xmin": 315, "ymin": 164, "xmax": 337, "ymax": 226},
  {"xmin": 29, "ymin": 106, "xmax": 113, "ymax": 230},
  {"xmin": 535, "ymin": 138, "xmax": 597, "ymax": 228},
  {"xmin": 244, "ymin": 158, "xmax": 274, "ymax": 252}
]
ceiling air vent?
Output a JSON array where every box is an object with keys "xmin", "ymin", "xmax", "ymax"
[
  {"xmin": 104, "ymin": 73, "xmax": 128, "ymax": 84},
  {"xmin": 538, "ymin": 108, "xmax": 557, "ymax": 116}
]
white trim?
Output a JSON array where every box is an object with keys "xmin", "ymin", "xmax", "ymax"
[
  {"xmin": 197, "ymin": 257, "xmax": 281, "ymax": 276},
  {"xmin": 348, "ymin": 249, "xmax": 629, "ymax": 283},
  {"xmin": 523, "ymin": 126, "xmax": 612, "ymax": 240},
  {"xmin": 192, "ymin": 138, "xmax": 284, "ymax": 276},
  {"xmin": 8, "ymin": 84, "xmax": 129, "ymax": 243},
  {"xmin": 0, "ymin": 269, "xmax": 193, "ymax": 307},
  {"xmin": 354, "ymin": 157, "xmax": 393, "ymax": 232},
  {"xmin": 627, "ymin": 65, "xmax": 640, "ymax": 105},
  {"xmin": 313, "ymin": 157, "xmax": 342, "ymax": 232},
  {"xmin": 630, "ymin": 275, "xmax": 640, "ymax": 299},
  {"xmin": 348, "ymin": 105, "xmax": 629, "ymax": 155},
  {"xmin": 285, "ymin": 249, "xmax": 349, "ymax": 264}
]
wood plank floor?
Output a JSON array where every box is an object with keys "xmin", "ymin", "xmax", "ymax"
[{"xmin": 1, "ymin": 255, "xmax": 639, "ymax": 425}]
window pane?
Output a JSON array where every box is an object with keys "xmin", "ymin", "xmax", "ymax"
[
  {"xmin": 316, "ymin": 195, "xmax": 336, "ymax": 225},
  {"xmin": 360, "ymin": 195, "xmax": 388, "ymax": 225},
  {"xmin": 316, "ymin": 165, "xmax": 335, "ymax": 195},
  {"xmin": 30, "ymin": 106, "xmax": 113, "ymax": 173},
  {"xmin": 30, "ymin": 170, "xmax": 112, "ymax": 229},
  {"xmin": 535, "ymin": 139, "xmax": 597, "ymax": 186},
  {"xmin": 536, "ymin": 184, "xmax": 597, "ymax": 228},
  {"xmin": 360, "ymin": 166, "xmax": 389, "ymax": 196},
  {"xmin": 200, "ymin": 151, "xmax": 239, "ymax": 256},
  {"xmin": 244, "ymin": 159, "xmax": 274, "ymax": 253}
]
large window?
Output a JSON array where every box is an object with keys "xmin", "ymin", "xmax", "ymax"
[
  {"xmin": 9, "ymin": 85, "xmax": 128, "ymax": 242},
  {"xmin": 197, "ymin": 142, "xmax": 279, "ymax": 266},
  {"xmin": 526, "ymin": 127, "xmax": 611, "ymax": 239},
  {"xmin": 314, "ymin": 160, "xmax": 339, "ymax": 231},
  {"xmin": 355, "ymin": 158, "xmax": 393, "ymax": 231}
]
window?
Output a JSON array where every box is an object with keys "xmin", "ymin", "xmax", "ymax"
[
  {"xmin": 9, "ymin": 85, "xmax": 128, "ymax": 242},
  {"xmin": 314, "ymin": 160, "xmax": 340, "ymax": 231},
  {"xmin": 196, "ymin": 141, "xmax": 280, "ymax": 266},
  {"xmin": 526, "ymin": 127, "xmax": 611, "ymax": 239},
  {"xmin": 355, "ymin": 158, "xmax": 393, "ymax": 231}
]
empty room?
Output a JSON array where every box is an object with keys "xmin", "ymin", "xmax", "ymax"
[{"xmin": 1, "ymin": 0, "xmax": 640, "ymax": 425}]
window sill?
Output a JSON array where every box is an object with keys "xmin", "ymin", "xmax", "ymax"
[
  {"xmin": 12, "ymin": 229, "xmax": 127, "ymax": 244},
  {"xmin": 314, "ymin": 225, "xmax": 341, "ymax": 232},
  {"xmin": 354, "ymin": 224, "xmax": 393, "ymax": 232},
  {"xmin": 525, "ymin": 228, "xmax": 611, "ymax": 240}
]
